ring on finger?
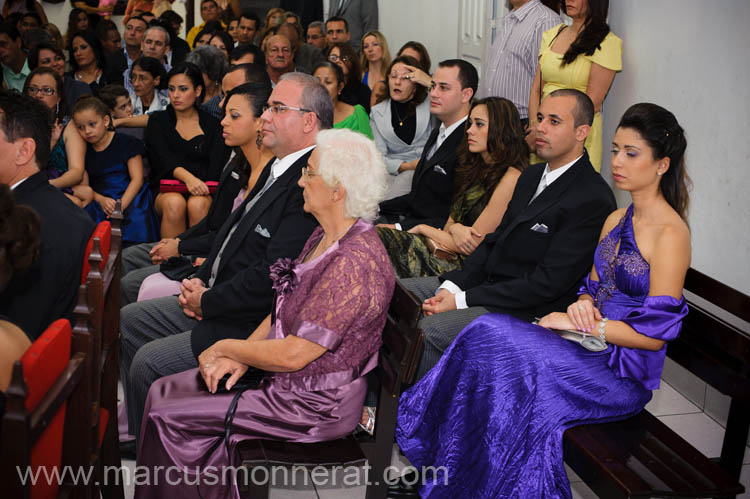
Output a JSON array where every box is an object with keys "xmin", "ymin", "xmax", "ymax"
[{"xmin": 578, "ymin": 303, "xmax": 585, "ymax": 310}]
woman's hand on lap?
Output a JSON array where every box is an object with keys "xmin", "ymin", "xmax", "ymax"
[
  {"xmin": 566, "ymin": 298, "xmax": 601, "ymax": 332},
  {"xmin": 450, "ymin": 224, "xmax": 483, "ymax": 254},
  {"xmin": 538, "ymin": 312, "xmax": 577, "ymax": 331},
  {"xmin": 186, "ymin": 177, "xmax": 209, "ymax": 196},
  {"xmin": 200, "ymin": 356, "xmax": 248, "ymax": 393}
]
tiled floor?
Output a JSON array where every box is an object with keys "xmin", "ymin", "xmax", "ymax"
[{"xmin": 122, "ymin": 380, "xmax": 750, "ymax": 499}]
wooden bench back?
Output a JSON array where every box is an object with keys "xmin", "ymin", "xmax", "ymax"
[
  {"xmin": 375, "ymin": 281, "xmax": 424, "ymax": 397},
  {"xmin": 669, "ymin": 268, "xmax": 750, "ymax": 399},
  {"xmin": 70, "ymin": 202, "xmax": 124, "ymax": 493}
]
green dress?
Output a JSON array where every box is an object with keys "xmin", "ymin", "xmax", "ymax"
[
  {"xmin": 378, "ymin": 183, "xmax": 489, "ymax": 278},
  {"xmin": 333, "ymin": 104, "xmax": 373, "ymax": 139}
]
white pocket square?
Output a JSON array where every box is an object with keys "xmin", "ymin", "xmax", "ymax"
[
  {"xmin": 254, "ymin": 224, "xmax": 271, "ymax": 238},
  {"xmin": 530, "ymin": 223, "xmax": 549, "ymax": 234},
  {"xmin": 433, "ymin": 165, "xmax": 447, "ymax": 175}
]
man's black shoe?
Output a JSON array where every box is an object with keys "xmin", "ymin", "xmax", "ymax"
[{"xmin": 119, "ymin": 439, "xmax": 137, "ymax": 460}]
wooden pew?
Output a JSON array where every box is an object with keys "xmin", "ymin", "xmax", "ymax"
[
  {"xmin": 563, "ymin": 268, "xmax": 748, "ymax": 498},
  {"xmin": 75, "ymin": 203, "xmax": 125, "ymax": 499},
  {"xmin": 236, "ymin": 281, "xmax": 424, "ymax": 499}
]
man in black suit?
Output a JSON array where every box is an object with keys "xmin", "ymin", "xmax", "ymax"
[
  {"xmin": 120, "ymin": 73, "xmax": 332, "ymax": 438},
  {"xmin": 0, "ymin": 92, "xmax": 94, "ymax": 340},
  {"xmin": 378, "ymin": 59, "xmax": 478, "ymax": 231},
  {"xmin": 403, "ymin": 89, "xmax": 616, "ymax": 379}
]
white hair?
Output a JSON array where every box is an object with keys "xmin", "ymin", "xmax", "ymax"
[{"xmin": 315, "ymin": 129, "xmax": 388, "ymax": 221}]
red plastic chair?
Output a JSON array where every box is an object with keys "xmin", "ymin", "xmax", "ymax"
[{"xmin": 1, "ymin": 319, "xmax": 87, "ymax": 499}]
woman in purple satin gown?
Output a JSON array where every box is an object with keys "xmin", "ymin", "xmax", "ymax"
[
  {"xmin": 396, "ymin": 103, "xmax": 693, "ymax": 498},
  {"xmin": 135, "ymin": 129, "xmax": 395, "ymax": 498}
]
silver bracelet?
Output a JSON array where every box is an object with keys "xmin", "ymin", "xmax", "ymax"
[{"xmin": 598, "ymin": 317, "xmax": 608, "ymax": 343}]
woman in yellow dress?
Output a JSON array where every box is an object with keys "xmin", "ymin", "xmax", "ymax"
[{"xmin": 528, "ymin": 0, "xmax": 621, "ymax": 171}]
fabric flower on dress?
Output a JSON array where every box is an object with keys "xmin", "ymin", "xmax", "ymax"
[{"xmin": 269, "ymin": 258, "xmax": 298, "ymax": 296}]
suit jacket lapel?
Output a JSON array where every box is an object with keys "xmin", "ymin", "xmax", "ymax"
[
  {"xmin": 408, "ymin": 128, "xmax": 440, "ymax": 189},
  {"xmin": 213, "ymin": 152, "xmax": 309, "ymax": 274},
  {"xmin": 496, "ymin": 157, "xmax": 589, "ymax": 247},
  {"xmin": 414, "ymin": 125, "xmax": 464, "ymax": 186}
]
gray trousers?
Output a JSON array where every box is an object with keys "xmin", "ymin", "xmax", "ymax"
[
  {"xmin": 119, "ymin": 295, "xmax": 198, "ymax": 439},
  {"xmin": 121, "ymin": 243, "xmax": 160, "ymax": 307},
  {"xmin": 400, "ymin": 276, "xmax": 489, "ymax": 381}
]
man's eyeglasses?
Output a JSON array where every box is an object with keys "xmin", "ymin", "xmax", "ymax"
[
  {"xmin": 328, "ymin": 54, "xmax": 349, "ymax": 63},
  {"xmin": 27, "ymin": 86, "xmax": 55, "ymax": 96},
  {"xmin": 262, "ymin": 104, "xmax": 313, "ymax": 115}
]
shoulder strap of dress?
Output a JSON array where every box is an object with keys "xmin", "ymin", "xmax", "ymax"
[{"xmin": 549, "ymin": 24, "xmax": 566, "ymax": 46}]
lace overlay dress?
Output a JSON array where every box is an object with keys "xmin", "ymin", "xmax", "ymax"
[
  {"xmin": 135, "ymin": 219, "xmax": 394, "ymax": 499},
  {"xmin": 395, "ymin": 205, "xmax": 688, "ymax": 498},
  {"xmin": 377, "ymin": 183, "xmax": 490, "ymax": 278}
]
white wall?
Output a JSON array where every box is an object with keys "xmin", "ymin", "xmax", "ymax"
[
  {"xmin": 41, "ymin": 0, "xmax": 750, "ymax": 294},
  {"xmin": 378, "ymin": 0, "xmax": 459, "ymax": 71},
  {"xmin": 602, "ymin": 0, "xmax": 750, "ymax": 294}
]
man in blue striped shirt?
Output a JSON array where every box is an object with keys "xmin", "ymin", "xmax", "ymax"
[{"xmin": 478, "ymin": 0, "xmax": 559, "ymax": 124}]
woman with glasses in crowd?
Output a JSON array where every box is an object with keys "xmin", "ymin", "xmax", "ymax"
[
  {"xmin": 328, "ymin": 41, "xmax": 371, "ymax": 113},
  {"xmin": 23, "ymin": 66, "xmax": 93, "ymax": 207}
]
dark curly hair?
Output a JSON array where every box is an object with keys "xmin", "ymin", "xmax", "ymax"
[
  {"xmin": 454, "ymin": 97, "xmax": 529, "ymax": 206},
  {"xmin": 0, "ymin": 184, "xmax": 41, "ymax": 290},
  {"xmin": 617, "ymin": 102, "xmax": 691, "ymax": 220}
]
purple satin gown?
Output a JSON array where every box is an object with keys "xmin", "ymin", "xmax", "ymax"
[
  {"xmin": 396, "ymin": 205, "xmax": 688, "ymax": 498},
  {"xmin": 135, "ymin": 220, "xmax": 395, "ymax": 498}
]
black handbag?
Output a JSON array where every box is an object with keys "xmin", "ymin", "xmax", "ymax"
[{"xmin": 159, "ymin": 256, "xmax": 197, "ymax": 281}]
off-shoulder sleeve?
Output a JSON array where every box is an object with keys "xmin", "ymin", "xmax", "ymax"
[
  {"xmin": 587, "ymin": 31, "xmax": 622, "ymax": 71},
  {"xmin": 607, "ymin": 295, "xmax": 689, "ymax": 390},
  {"xmin": 290, "ymin": 249, "xmax": 384, "ymax": 351},
  {"xmin": 621, "ymin": 295, "xmax": 688, "ymax": 342}
]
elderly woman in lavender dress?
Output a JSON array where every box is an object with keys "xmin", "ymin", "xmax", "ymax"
[{"xmin": 135, "ymin": 128, "xmax": 395, "ymax": 499}]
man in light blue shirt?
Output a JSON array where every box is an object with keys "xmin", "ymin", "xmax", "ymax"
[
  {"xmin": 0, "ymin": 24, "xmax": 30, "ymax": 93},
  {"xmin": 477, "ymin": 0, "xmax": 559, "ymax": 122}
]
